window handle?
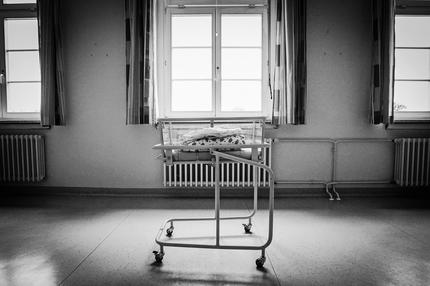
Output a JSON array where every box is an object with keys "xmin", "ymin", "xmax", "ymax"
[
  {"xmin": 0, "ymin": 70, "xmax": 5, "ymax": 85},
  {"xmin": 214, "ymin": 66, "xmax": 220, "ymax": 82}
]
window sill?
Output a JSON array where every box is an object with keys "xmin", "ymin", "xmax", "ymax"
[
  {"xmin": 387, "ymin": 122, "xmax": 430, "ymax": 130},
  {"xmin": 157, "ymin": 115, "xmax": 270, "ymax": 121},
  {"xmin": 0, "ymin": 120, "xmax": 49, "ymax": 130}
]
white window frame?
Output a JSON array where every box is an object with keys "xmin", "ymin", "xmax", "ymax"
[
  {"xmin": 393, "ymin": 4, "xmax": 430, "ymax": 122},
  {"xmin": 158, "ymin": 1, "xmax": 270, "ymax": 119},
  {"xmin": 0, "ymin": 1, "xmax": 39, "ymax": 121}
]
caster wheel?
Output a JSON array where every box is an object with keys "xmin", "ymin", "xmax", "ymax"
[
  {"xmin": 153, "ymin": 251, "xmax": 164, "ymax": 263},
  {"xmin": 243, "ymin": 223, "xmax": 252, "ymax": 234},
  {"xmin": 166, "ymin": 226, "xmax": 174, "ymax": 237},
  {"xmin": 255, "ymin": 256, "xmax": 266, "ymax": 268}
]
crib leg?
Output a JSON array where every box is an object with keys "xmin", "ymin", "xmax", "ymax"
[
  {"xmin": 256, "ymin": 249, "xmax": 266, "ymax": 268},
  {"xmin": 153, "ymin": 246, "xmax": 164, "ymax": 263},
  {"xmin": 166, "ymin": 221, "xmax": 174, "ymax": 237},
  {"xmin": 243, "ymin": 165, "xmax": 259, "ymax": 234},
  {"xmin": 243, "ymin": 221, "xmax": 253, "ymax": 233},
  {"xmin": 215, "ymin": 154, "xmax": 220, "ymax": 246},
  {"xmin": 253, "ymin": 166, "xmax": 258, "ymax": 214}
]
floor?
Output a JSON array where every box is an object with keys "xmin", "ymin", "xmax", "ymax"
[{"xmin": 0, "ymin": 195, "xmax": 429, "ymax": 286}]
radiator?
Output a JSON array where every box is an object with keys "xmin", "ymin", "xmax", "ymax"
[
  {"xmin": 0, "ymin": 135, "xmax": 46, "ymax": 183},
  {"xmin": 394, "ymin": 138, "xmax": 430, "ymax": 187},
  {"xmin": 163, "ymin": 145, "xmax": 271, "ymax": 187}
]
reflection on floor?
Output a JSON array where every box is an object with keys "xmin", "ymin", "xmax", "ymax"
[{"xmin": 0, "ymin": 195, "xmax": 429, "ymax": 286}]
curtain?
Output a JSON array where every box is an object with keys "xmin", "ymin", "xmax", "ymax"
[
  {"xmin": 271, "ymin": 0, "xmax": 307, "ymax": 125},
  {"xmin": 370, "ymin": 0, "xmax": 395, "ymax": 125},
  {"xmin": 38, "ymin": 0, "xmax": 66, "ymax": 126},
  {"xmin": 125, "ymin": 0, "xmax": 156, "ymax": 125}
]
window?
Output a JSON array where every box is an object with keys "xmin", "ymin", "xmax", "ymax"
[
  {"xmin": 394, "ymin": 6, "xmax": 430, "ymax": 122},
  {"xmin": 0, "ymin": 0, "xmax": 40, "ymax": 121},
  {"xmin": 159, "ymin": 1, "xmax": 269, "ymax": 118}
]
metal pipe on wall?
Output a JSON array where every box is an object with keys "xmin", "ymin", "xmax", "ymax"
[{"xmin": 273, "ymin": 138, "xmax": 394, "ymax": 200}]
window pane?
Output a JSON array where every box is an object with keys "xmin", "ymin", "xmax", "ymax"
[
  {"xmin": 172, "ymin": 80, "xmax": 212, "ymax": 111},
  {"xmin": 6, "ymin": 51, "xmax": 40, "ymax": 81},
  {"xmin": 221, "ymin": 14, "xmax": 262, "ymax": 47},
  {"xmin": 7, "ymin": 82, "xmax": 40, "ymax": 113},
  {"xmin": 395, "ymin": 49, "xmax": 430, "ymax": 80},
  {"xmin": 3, "ymin": 0, "xmax": 36, "ymax": 3},
  {"xmin": 222, "ymin": 48, "xmax": 261, "ymax": 80},
  {"xmin": 394, "ymin": 81, "xmax": 430, "ymax": 112},
  {"xmin": 172, "ymin": 15, "xmax": 212, "ymax": 47},
  {"xmin": 221, "ymin": 81, "xmax": 261, "ymax": 111},
  {"xmin": 395, "ymin": 16, "xmax": 430, "ymax": 47},
  {"xmin": 172, "ymin": 48, "xmax": 212, "ymax": 79},
  {"xmin": 4, "ymin": 18, "xmax": 38, "ymax": 50}
]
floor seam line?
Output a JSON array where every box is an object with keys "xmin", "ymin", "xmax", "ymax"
[
  {"xmin": 266, "ymin": 254, "xmax": 282, "ymax": 286},
  {"xmin": 58, "ymin": 210, "xmax": 133, "ymax": 286}
]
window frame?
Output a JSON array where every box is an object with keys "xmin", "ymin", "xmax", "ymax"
[
  {"xmin": 164, "ymin": 7, "xmax": 216, "ymax": 118},
  {"xmin": 393, "ymin": 5, "xmax": 430, "ymax": 123},
  {"xmin": 159, "ymin": 3, "xmax": 270, "ymax": 119},
  {"xmin": 0, "ymin": 1, "xmax": 39, "ymax": 121}
]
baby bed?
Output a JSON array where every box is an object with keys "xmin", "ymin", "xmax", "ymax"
[{"xmin": 152, "ymin": 117, "xmax": 274, "ymax": 268}]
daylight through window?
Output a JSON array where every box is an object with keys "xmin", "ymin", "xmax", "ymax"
[
  {"xmin": 161, "ymin": 3, "xmax": 269, "ymax": 118},
  {"xmin": 0, "ymin": 0, "xmax": 40, "ymax": 120}
]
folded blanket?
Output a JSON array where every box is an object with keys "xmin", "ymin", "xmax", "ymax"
[
  {"xmin": 182, "ymin": 127, "xmax": 242, "ymax": 142},
  {"xmin": 182, "ymin": 134, "xmax": 247, "ymax": 151}
]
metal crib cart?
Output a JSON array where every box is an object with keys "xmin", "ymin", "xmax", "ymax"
[{"xmin": 152, "ymin": 117, "xmax": 274, "ymax": 268}]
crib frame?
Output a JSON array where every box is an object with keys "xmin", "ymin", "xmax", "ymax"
[{"xmin": 152, "ymin": 117, "xmax": 274, "ymax": 268}]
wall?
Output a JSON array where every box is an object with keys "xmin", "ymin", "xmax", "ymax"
[
  {"xmin": 270, "ymin": 0, "xmax": 390, "ymax": 183},
  {"xmin": 2, "ymin": 0, "xmax": 428, "ymax": 189}
]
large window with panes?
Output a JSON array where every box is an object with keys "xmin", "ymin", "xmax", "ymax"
[
  {"xmin": 394, "ymin": 3, "xmax": 430, "ymax": 122},
  {"xmin": 158, "ymin": 1, "xmax": 269, "ymax": 118},
  {"xmin": 0, "ymin": 0, "xmax": 40, "ymax": 121}
]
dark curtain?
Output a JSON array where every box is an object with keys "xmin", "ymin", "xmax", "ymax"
[
  {"xmin": 272, "ymin": 0, "xmax": 307, "ymax": 125},
  {"xmin": 370, "ymin": 0, "xmax": 395, "ymax": 125},
  {"xmin": 125, "ymin": 0, "xmax": 155, "ymax": 125},
  {"xmin": 38, "ymin": 0, "xmax": 66, "ymax": 126}
]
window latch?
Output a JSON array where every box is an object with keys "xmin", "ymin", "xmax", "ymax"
[
  {"xmin": 214, "ymin": 66, "xmax": 220, "ymax": 82},
  {"xmin": 0, "ymin": 70, "xmax": 5, "ymax": 85}
]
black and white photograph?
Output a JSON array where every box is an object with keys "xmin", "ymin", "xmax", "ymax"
[{"xmin": 0, "ymin": 0, "xmax": 429, "ymax": 285}]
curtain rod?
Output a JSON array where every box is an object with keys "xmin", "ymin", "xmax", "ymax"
[{"xmin": 166, "ymin": 4, "xmax": 266, "ymax": 8}]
